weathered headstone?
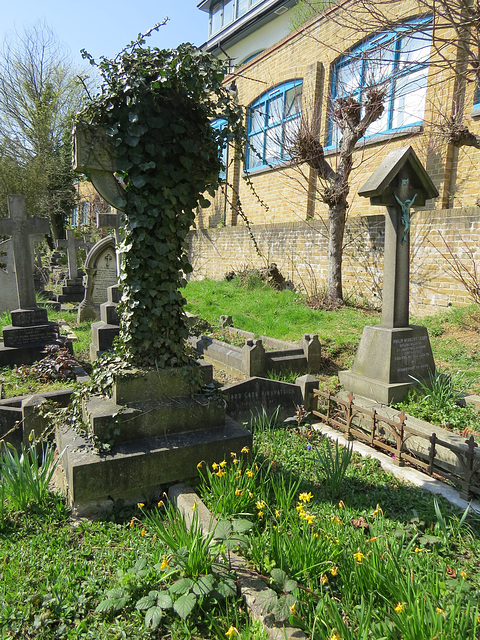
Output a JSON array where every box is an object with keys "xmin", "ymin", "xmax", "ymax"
[
  {"xmin": 77, "ymin": 236, "xmax": 118, "ymax": 322},
  {"xmin": 339, "ymin": 147, "xmax": 439, "ymax": 403},
  {"xmin": 0, "ymin": 239, "xmax": 19, "ymax": 314},
  {"xmin": 55, "ymin": 229, "xmax": 87, "ymax": 303},
  {"xmin": 96, "ymin": 208, "xmax": 123, "ymax": 274},
  {"xmin": 0, "ymin": 195, "xmax": 67, "ymax": 365},
  {"xmin": 89, "ymin": 284, "xmax": 121, "ymax": 360}
]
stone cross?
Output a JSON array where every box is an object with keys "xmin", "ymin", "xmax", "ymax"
[
  {"xmin": 358, "ymin": 147, "xmax": 439, "ymax": 329},
  {"xmin": 0, "ymin": 195, "xmax": 50, "ymax": 309},
  {"xmin": 97, "ymin": 208, "xmax": 123, "ymax": 274},
  {"xmin": 55, "ymin": 228, "xmax": 87, "ymax": 280}
]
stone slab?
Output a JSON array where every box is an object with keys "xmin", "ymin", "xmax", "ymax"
[
  {"xmin": 90, "ymin": 321, "xmax": 120, "ymax": 352},
  {"xmin": 113, "ymin": 366, "xmax": 206, "ymax": 405},
  {"xmin": 84, "ymin": 393, "xmax": 226, "ymax": 444},
  {"xmin": 100, "ymin": 301, "xmax": 120, "ymax": 325},
  {"xmin": 56, "ymin": 416, "xmax": 252, "ymax": 514},
  {"xmin": 10, "ymin": 308, "xmax": 48, "ymax": 327},
  {"xmin": 3, "ymin": 322, "xmax": 59, "ymax": 347}
]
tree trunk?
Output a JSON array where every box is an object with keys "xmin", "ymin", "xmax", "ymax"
[{"xmin": 327, "ymin": 200, "xmax": 347, "ymax": 302}]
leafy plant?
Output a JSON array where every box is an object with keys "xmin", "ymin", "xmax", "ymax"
[
  {"xmin": 308, "ymin": 438, "xmax": 353, "ymax": 498},
  {"xmin": 0, "ymin": 436, "xmax": 60, "ymax": 510}
]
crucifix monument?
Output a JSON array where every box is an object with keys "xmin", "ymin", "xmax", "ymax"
[
  {"xmin": 0, "ymin": 195, "xmax": 66, "ymax": 365},
  {"xmin": 339, "ymin": 147, "xmax": 439, "ymax": 404},
  {"xmin": 55, "ymin": 229, "xmax": 87, "ymax": 303}
]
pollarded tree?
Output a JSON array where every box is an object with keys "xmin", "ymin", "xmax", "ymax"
[
  {"xmin": 0, "ymin": 22, "xmax": 84, "ymax": 238},
  {"xmin": 78, "ymin": 39, "xmax": 246, "ymax": 368}
]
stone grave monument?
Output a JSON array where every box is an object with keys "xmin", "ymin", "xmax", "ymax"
[
  {"xmin": 77, "ymin": 236, "xmax": 118, "ymax": 322},
  {"xmin": 56, "ymin": 110, "xmax": 252, "ymax": 514},
  {"xmin": 0, "ymin": 195, "xmax": 68, "ymax": 366},
  {"xmin": 339, "ymin": 147, "xmax": 439, "ymax": 404},
  {"xmin": 55, "ymin": 229, "xmax": 87, "ymax": 303},
  {"xmin": 0, "ymin": 239, "xmax": 19, "ymax": 315}
]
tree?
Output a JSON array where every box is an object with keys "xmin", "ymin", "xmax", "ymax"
[{"xmin": 0, "ymin": 22, "xmax": 85, "ymax": 239}]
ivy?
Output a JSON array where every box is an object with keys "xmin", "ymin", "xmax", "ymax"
[{"xmin": 78, "ymin": 38, "xmax": 246, "ymax": 368}]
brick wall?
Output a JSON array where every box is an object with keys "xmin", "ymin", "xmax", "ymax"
[{"xmin": 187, "ymin": 206, "xmax": 480, "ymax": 316}]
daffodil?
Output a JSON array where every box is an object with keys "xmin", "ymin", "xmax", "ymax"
[
  {"xmin": 220, "ymin": 460, "xmax": 227, "ymax": 468},
  {"xmin": 241, "ymin": 446, "xmax": 249, "ymax": 454},
  {"xmin": 216, "ymin": 469, "xmax": 226, "ymax": 478},
  {"xmin": 394, "ymin": 602, "xmax": 403, "ymax": 613},
  {"xmin": 338, "ymin": 500, "xmax": 344, "ymax": 509},
  {"xmin": 191, "ymin": 502, "xmax": 198, "ymax": 511},
  {"xmin": 275, "ymin": 509, "xmax": 280, "ymax": 518},
  {"xmin": 256, "ymin": 500, "xmax": 265, "ymax": 510},
  {"xmin": 212, "ymin": 462, "xmax": 219, "ymax": 470},
  {"xmin": 235, "ymin": 488, "xmax": 243, "ymax": 496},
  {"xmin": 460, "ymin": 570, "xmax": 466, "ymax": 579},
  {"xmin": 197, "ymin": 461, "xmax": 203, "ymax": 469},
  {"xmin": 129, "ymin": 518, "xmax": 135, "ymax": 527},
  {"xmin": 289, "ymin": 603, "xmax": 297, "ymax": 615},
  {"xmin": 246, "ymin": 470, "xmax": 254, "ymax": 478},
  {"xmin": 353, "ymin": 551, "xmax": 365, "ymax": 563},
  {"xmin": 414, "ymin": 547, "xmax": 422, "ymax": 553},
  {"xmin": 248, "ymin": 491, "xmax": 254, "ymax": 498},
  {"xmin": 306, "ymin": 514, "xmax": 315, "ymax": 525},
  {"xmin": 160, "ymin": 557, "xmax": 169, "ymax": 570},
  {"xmin": 299, "ymin": 491, "xmax": 313, "ymax": 502},
  {"xmin": 137, "ymin": 502, "xmax": 145, "ymax": 509},
  {"xmin": 436, "ymin": 607, "xmax": 444, "ymax": 615},
  {"xmin": 225, "ymin": 625, "xmax": 239, "ymax": 638},
  {"xmin": 157, "ymin": 500, "xmax": 164, "ymax": 508},
  {"xmin": 230, "ymin": 451, "xmax": 236, "ymax": 458},
  {"xmin": 237, "ymin": 469, "xmax": 242, "ymax": 475},
  {"xmin": 233, "ymin": 458, "xmax": 239, "ymax": 465},
  {"xmin": 321, "ymin": 574, "xmax": 329, "ymax": 585},
  {"xmin": 140, "ymin": 528, "xmax": 147, "ymax": 537},
  {"xmin": 373, "ymin": 504, "xmax": 383, "ymax": 515},
  {"xmin": 330, "ymin": 631, "xmax": 343, "ymax": 640},
  {"xmin": 330, "ymin": 566, "xmax": 338, "ymax": 576},
  {"xmin": 330, "ymin": 515, "xmax": 342, "ymax": 525},
  {"xmin": 257, "ymin": 510, "xmax": 263, "ymax": 518}
]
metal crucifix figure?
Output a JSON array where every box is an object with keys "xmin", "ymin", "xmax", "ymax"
[{"xmin": 394, "ymin": 192, "xmax": 417, "ymax": 244}]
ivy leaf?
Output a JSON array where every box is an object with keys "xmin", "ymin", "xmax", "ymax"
[
  {"xmin": 173, "ymin": 592, "xmax": 196, "ymax": 619},
  {"xmin": 132, "ymin": 174, "xmax": 147, "ymax": 188}
]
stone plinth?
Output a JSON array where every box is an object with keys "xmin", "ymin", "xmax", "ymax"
[
  {"xmin": 339, "ymin": 325, "xmax": 435, "ymax": 404},
  {"xmin": 57, "ymin": 277, "xmax": 85, "ymax": 303},
  {"xmin": 89, "ymin": 285, "xmax": 120, "ymax": 360},
  {"xmin": 58, "ymin": 364, "xmax": 251, "ymax": 515}
]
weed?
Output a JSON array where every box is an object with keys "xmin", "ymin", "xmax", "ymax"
[{"xmin": 308, "ymin": 438, "xmax": 353, "ymax": 498}]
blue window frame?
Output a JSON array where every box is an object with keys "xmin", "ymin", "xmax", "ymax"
[
  {"xmin": 71, "ymin": 206, "xmax": 78, "ymax": 226},
  {"xmin": 246, "ymin": 80, "xmax": 303, "ymax": 171},
  {"xmin": 81, "ymin": 201, "xmax": 89, "ymax": 225},
  {"xmin": 211, "ymin": 118, "xmax": 228, "ymax": 180},
  {"xmin": 328, "ymin": 17, "xmax": 432, "ymax": 147},
  {"xmin": 209, "ymin": 0, "xmax": 266, "ymax": 36}
]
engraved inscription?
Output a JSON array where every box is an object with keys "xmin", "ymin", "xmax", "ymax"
[
  {"xmin": 91, "ymin": 250, "xmax": 117, "ymax": 305},
  {"xmin": 392, "ymin": 335, "xmax": 431, "ymax": 377}
]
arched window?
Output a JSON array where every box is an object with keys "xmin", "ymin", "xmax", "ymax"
[
  {"xmin": 211, "ymin": 118, "xmax": 228, "ymax": 181},
  {"xmin": 71, "ymin": 205, "xmax": 78, "ymax": 226},
  {"xmin": 246, "ymin": 80, "xmax": 303, "ymax": 171},
  {"xmin": 328, "ymin": 17, "xmax": 432, "ymax": 146}
]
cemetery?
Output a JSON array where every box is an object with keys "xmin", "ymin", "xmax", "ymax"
[{"xmin": 0, "ymin": 38, "xmax": 480, "ymax": 640}]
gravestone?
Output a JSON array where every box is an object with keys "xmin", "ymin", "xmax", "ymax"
[
  {"xmin": 339, "ymin": 147, "xmax": 439, "ymax": 403},
  {"xmin": 96, "ymin": 208, "xmax": 123, "ymax": 275},
  {"xmin": 0, "ymin": 240, "xmax": 19, "ymax": 314},
  {"xmin": 77, "ymin": 236, "xmax": 118, "ymax": 322},
  {"xmin": 0, "ymin": 195, "xmax": 67, "ymax": 365},
  {"xmin": 55, "ymin": 229, "xmax": 87, "ymax": 303},
  {"xmin": 89, "ymin": 283, "xmax": 121, "ymax": 360}
]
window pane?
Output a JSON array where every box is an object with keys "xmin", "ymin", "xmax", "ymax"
[
  {"xmin": 211, "ymin": 3, "xmax": 222, "ymax": 33},
  {"xmin": 250, "ymin": 104, "xmax": 266, "ymax": 132},
  {"xmin": 336, "ymin": 57, "xmax": 362, "ymax": 96},
  {"xmin": 267, "ymin": 94, "xmax": 283, "ymax": 126},
  {"xmin": 363, "ymin": 45, "xmax": 394, "ymax": 91},
  {"xmin": 248, "ymin": 132, "xmax": 264, "ymax": 168},
  {"xmin": 285, "ymin": 86, "xmax": 302, "ymax": 117},
  {"xmin": 283, "ymin": 116, "xmax": 300, "ymax": 151},
  {"xmin": 265, "ymin": 125, "xmax": 282, "ymax": 163},
  {"xmin": 237, "ymin": 0, "xmax": 248, "ymax": 17},
  {"xmin": 364, "ymin": 96, "xmax": 389, "ymax": 136},
  {"xmin": 392, "ymin": 69, "xmax": 428, "ymax": 128},
  {"xmin": 398, "ymin": 29, "xmax": 432, "ymax": 71},
  {"xmin": 223, "ymin": 0, "xmax": 234, "ymax": 25}
]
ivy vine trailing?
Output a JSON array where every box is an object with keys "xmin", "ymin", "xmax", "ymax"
[{"xmin": 78, "ymin": 32, "xmax": 246, "ymax": 368}]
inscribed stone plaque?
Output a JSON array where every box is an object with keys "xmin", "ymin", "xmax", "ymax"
[
  {"xmin": 78, "ymin": 236, "xmax": 118, "ymax": 322},
  {"xmin": 91, "ymin": 248, "xmax": 117, "ymax": 305},
  {"xmin": 0, "ymin": 240, "xmax": 19, "ymax": 314}
]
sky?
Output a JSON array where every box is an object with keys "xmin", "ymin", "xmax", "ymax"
[{"xmin": 1, "ymin": 0, "xmax": 208, "ymax": 69}]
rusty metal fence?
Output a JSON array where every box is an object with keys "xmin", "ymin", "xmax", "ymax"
[{"xmin": 312, "ymin": 390, "xmax": 480, "ymax": 500}]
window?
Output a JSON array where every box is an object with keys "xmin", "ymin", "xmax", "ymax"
[
  {"xmin": 209, "ymin": 0, "xmax": 265, "ymax": 35},
  {"xmin": 328, "ymin": 17, "xmax": 432, "ymax": 146},
  {"xmin": 246, "ymin": 80, "xmax": 303, "ymax": 171},
  {"xmin": 81, "ymin": 201, "xmax": 89, "ymax": 225},
  {"xmin": 71, "ymin": 205, "xmax": 78, "ymax": 226},
  {"xmin": 211, "ymin": 118, "xmax": 228, "ymax": 180}
]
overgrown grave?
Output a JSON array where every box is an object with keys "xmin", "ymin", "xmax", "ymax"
[{"xmin": 56, "ymin": 39, "xmax": 252, "ymax": 514}]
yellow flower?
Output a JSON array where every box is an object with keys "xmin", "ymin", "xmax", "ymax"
[
  {"xmin": 321, "ymin": 574, "xmax": 329, "ymax": 585},
  {"xmin": 137, "ymin": 502, "xmax": 145, "ymax": 509},
  {"xmin": 314, "ymin": 532, "xmax": 319, "ymax": 538},
  {"xmin": 299, "ymin": 491, "xmax": 313, "ymax": 503},
  {"xmin": 330, "ymin": 631, "xmax": 343, "ymax": 640},
  {"xmin": 140, "ymin": 528, "xmax": 147, "ymax": 537},
  {"xmin": 233, "ymin": 458, "xmax": 239, "ymax": 465},
  {"xmin": 197, "ymin": 461, "xmax": 203, "ymax": 469},
  {"xmin": 296, "ymin": 503, "xmax": 305, "ymax": 512},
  {"xmin": 235, "ymin": 488, "xmax": 243, "ymax": 496},
  {"xmin": 129, "ymin": 518, "xmax": 135, "ymax": 527},
  {"xmin": 216, "ymin": 469, "xmax": 226, "ymax": 478},
  {"xmin": 436, "ymin": 607, "xmax": 444, "ymax": 615},
  {"xmin": 275, "ymin": 509, "xmax": 280, "ymax": 518},
  {"xmin": 257, "ymin": 510, "xmax": 263, "ymax": 518},
  {"xmin": 237, "ymin": 469, "xmax": 242, "ymax": 475},
  {"xmin": 246, "ymin": 470, "xmax": 254, "ymax": 478},
  {"xmin": 160, "ymin": 557, "xmax": 169, "ymax": 570},
  {"xmin": 248, "ymin": 491, "xmax": 254, "ymax": 498},
  {"xmin": 220, "ymin": 460, "xmax": 227, "ymax": 468},
  {"xmin": 414, "ymin": 547, "xmax": 422, "ymax": 553},
  {"xmin": 225, "ymin": 625, "xmax": 239, "ymax": 638},
  {"xmin": 330, "ymin": 515, "xmax": 342, "ymax": 525},
  {"xmin": 230, "ymin": 451, "xmax": 236, "ymax": 458},
  {"xmin": 330, "ymin": 566, "xmax": 338, "ymax": 576},
  {"xmin": 254, "ymin": 464, "xmax": 259, "ymax": 470},
  {"xmin": 241, "ymin": 446, "xmax": 249, "ymax": 454},
  {"xmin": 191, "ymin": 502, "xmax": 198, "ymax": 511},
  {"xmin": 353, "ymin": 551, "xmax": 365, "ymax": 563},
  {"xmin": 212, "ymin": 462, "xmax": 219, "ymax": 470},
  {"xmin": 394, "ymin": 602, "xmax": 403, "ymax": 613},
  {"xmin": 306, "ymin": 514, "xmax": 315, "ymax": 525},
  {"xmin": 373, "ymin": 504, "xmax": 383, "ymax": 515},
  {"xmin": 157, "ymin": 500, "xmax": 164, "ymax": 508},
  {"xmin": 338, "ymin": 501, "xmax": 344, "ymax": 509},
  {"xmin": 369, "ymin": 537, "xmax": 378, "ymax": 543},
  {"xmin": 460, "ymin": 570, "xmax": 466, "ymax": 579},
  {"xmin": 256, "ymin": 500, "xmax": 265, "ymax": 510},
  {"xmin": 289, "ymin": 603, "xmax": 297, "ymax": 615},
  {"xmin": 299, "ymin": 511, "xmax": 307, "ymax": 520}
]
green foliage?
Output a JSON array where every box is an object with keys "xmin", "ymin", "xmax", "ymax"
[
  {"xmin": 289, "ymin": 0, "xmax": 334, "ymax": 30},
  {"xmin": 79, "ymin": 39, "xmax": 246, "ymax": 367},
  {"xmin": 0, "ymin": 437, "xmax": 60, "ymax": 510},
  {"xmin": 308, "ymin": 438, "xmax": 353, "ymax": 498}
]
